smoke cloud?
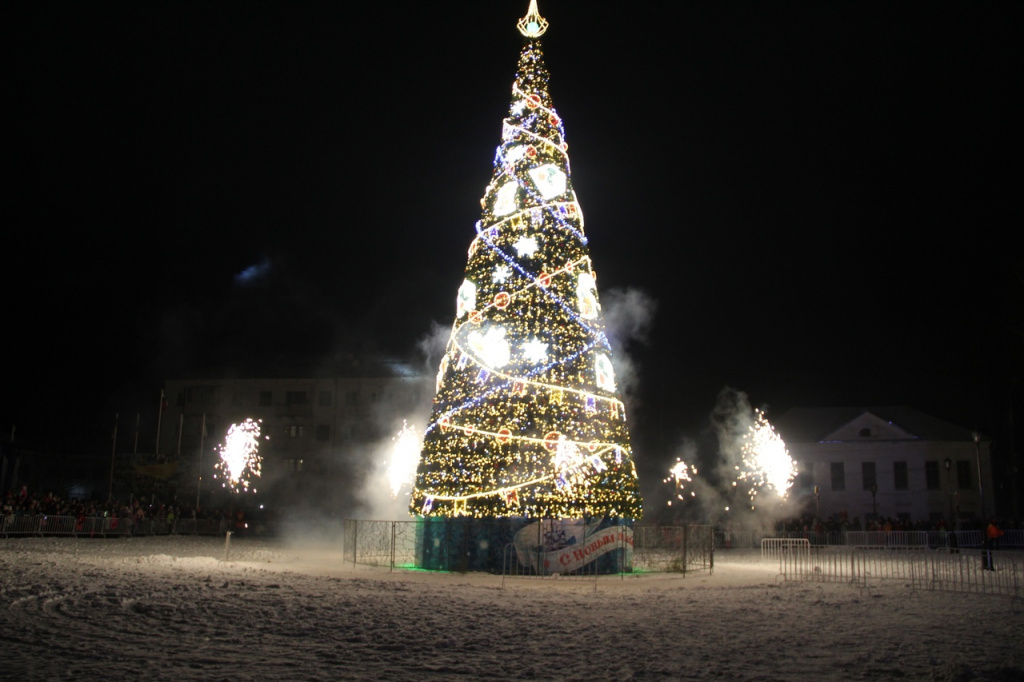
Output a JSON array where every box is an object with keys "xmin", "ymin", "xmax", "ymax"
[
  {"xmin": 601, "ymin": 287, "xmax": 656, "ymax": 408},
  {"xmin": 348, "ymin": 322, "xmax": 450, "ymax": 521},
  {"xmin": 656, "ymin": 387, "xmax": 801, "ymax": 532}
]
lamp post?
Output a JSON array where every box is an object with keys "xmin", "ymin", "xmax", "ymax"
[
  {"xmin": 973, "ymin": 432, "xmax": 986, "ymax": 522},
  {"xmin": 944, "ymin": 458, "xmax": 953, "ymax": 527},
  {"xmin": 813, "ymin": 485, "xmax": 821, "ymax": 532},
  {"xmin": 954, "ymin": 491, "xmax": 960, "ymax": 531}
]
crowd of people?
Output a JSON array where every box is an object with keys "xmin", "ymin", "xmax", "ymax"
[
  {"xmin": 1, "ymin": 486, "xmax": 252, "ymax": 529},
  {"xmin": 772, "ymin": 511, "xmax": 1021, "ymax": 535}
]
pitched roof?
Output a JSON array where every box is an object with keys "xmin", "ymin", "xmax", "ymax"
[{"xmin": 774, "ymin": 406, "xmax": 981, "ymax": 443}]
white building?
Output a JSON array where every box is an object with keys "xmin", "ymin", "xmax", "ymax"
[{"xmin": 775, "ymin": 406, "xmax": 994, "ymax": 526}]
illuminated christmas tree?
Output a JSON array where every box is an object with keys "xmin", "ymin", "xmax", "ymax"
[{"xmin": 410, "ymin": 1, "xmax": 643, "ymax": 523}]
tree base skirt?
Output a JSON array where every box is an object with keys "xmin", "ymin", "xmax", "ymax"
[{"xmin": 414, "ymin": 515, "xmax": 634, "ymax": 574}]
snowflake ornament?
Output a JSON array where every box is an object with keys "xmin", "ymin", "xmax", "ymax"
[
  {"xmin": 492, "ymin": 265, "xmax": 511, "ymax": 284},
  {"xmin": 514, "ymin": 236, "xmax": 539, "ymax": 257},
  {"xmin": 522, "ymin": 337, "xmax": 548, "ymax": 364}
]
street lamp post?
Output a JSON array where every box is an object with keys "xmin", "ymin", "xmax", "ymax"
[
  {"xmin": 973, "ymin": 432, "xmax": 986, "ymax": 522},
  {"xmin": 944, "ymin": 458, "xmax": 953, "ymax": 527},
  {"xmin": 813, "ymin": 485, "xmax": 821, "ymax": 533}
]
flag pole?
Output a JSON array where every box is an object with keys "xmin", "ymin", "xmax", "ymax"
[
  {"xmin": 1, "ymin": 425, "xmax": 12, "ymax": 495},
  {"xmin": 176, "ymin": 413, "xmax": 183, "ymax": 458},
  {"xmin": 155, "ymin": 388, "xmax": 165, "ymax": 457},
  {"xmin": 196, "ymin": 413, "xmax": 206, "ymax": 511},
  {"xmin": 108, "ymin": 413, "xmax": 118, "ymax": 503}
]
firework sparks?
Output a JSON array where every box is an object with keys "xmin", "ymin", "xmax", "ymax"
[
  {"xmin": 387, "ymin": 420, "xmax": 421, "ymax": 498},
  {"xmin": 663, "ymin": 459, "xmax": 698, "ymax": 506},
  {"xmin": 215, "ymin": 418, "xmax": 264, "ymax": 493},
  {"xmin": 736, "ymin": 409, "xmax": 796, "ymax": 501}
]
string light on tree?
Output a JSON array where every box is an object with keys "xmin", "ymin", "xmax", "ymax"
[{"xmin": 410, "ymin": 1, "xmax": 643, "ymax": 520}]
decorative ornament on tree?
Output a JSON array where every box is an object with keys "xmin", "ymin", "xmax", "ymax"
[
  {"xmin": 492, "ymin": 265, "xmax": 511, "ymax": 284},
  {"xmin": 522, "ymin": 337, "xmax": 549, "ymax": 364},
  {"xmin": 514, "ymin": 235, "xmax": 539, "ymax": 258},
  {"xmin": 494, "ymin": 182, "xmax": 519, "ymax": 215}
]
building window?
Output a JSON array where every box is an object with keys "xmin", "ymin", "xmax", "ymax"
[
  {"xmin": 858, "ymin": 428, "xmax": 873, "ymax": 437},
  {"xmin": 232, "ymin": 391, "xmax": 243, "ymax": 406},
  {"xmin": 956, "ymin": 460, "xmax": 972, "ymax": 490},
  {"xmin": 862, "ymin": 462, "xmax": 876, "ymax": 491},
  {"xmin": 315, "ymin": 424, "xmax": 330, "ymax": 441},
  {"xmin": 925, "ymin": 461, "xmax": 941, "ymax": 490},
  {"xmin": 318, "ymin": 391, "xmax": 332, "ymax": 407},
  {"xmin": 346, "ymin": 392, "xmax": 358, "ymax": 406},
  {"xmin": 830, "ymin": 462, "xmax": 845, "ymax": 491},
  {"xmin": 284, "ymin": 425, "xmax": 304, "ymax": 438},
  {"xmin": 286, "ymin": 391, "xmax": 308, "ymax": 406},
  {"xmin": 797, "ymin": 461, "xmax": 813, "ymax": 489},
  {"xmin": 283, "ymin": 458, "xmax": 304, "ymax": 473},
  {"xmin": 894, "ymin": 461, "xmax": 909, "ymax": 490},
  {"xmin": 259, "ymin": 391, "xmax": 272, "ymax": 406}
]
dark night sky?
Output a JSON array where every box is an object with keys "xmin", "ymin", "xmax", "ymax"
[{"xmin": 4, "ymin": 1, "xmax": 1021, "ymax": 466}]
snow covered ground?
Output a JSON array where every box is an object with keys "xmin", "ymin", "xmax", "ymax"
[{"xmin": 1, "ymin": 535, "xmax": 1021, "ymax": 681}]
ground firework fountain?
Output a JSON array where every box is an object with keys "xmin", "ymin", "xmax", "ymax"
[
  {"xmin": 662, "ymin": 401, "xmax": 798, "ymax": 533},
  {"xmin": 387, "ymin": 420, "xmax": 420, "ymax": 499},
  {"xmin": 734, "ymin": 409, "xmax": 796, "ymax": 507},
  {"xmin": 213, "ymin": 419, "xmax": 265, "ymax": 554},
  {"xmin": 664, "ymin": 459, "xmax": 698, "ymax": 508},
  {"xmin": 214, "ymin": 419, "xmax": 264, "ymax": 494}
]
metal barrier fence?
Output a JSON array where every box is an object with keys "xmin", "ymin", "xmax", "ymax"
[
  {"xmin": 6, "ymin": 514, "xmax": 1020, "ymax": 557},
  {"xmin": 844, "ymin": 530, "xmax": 930, "ymax": 547},
  {"xmin": 501, "ymin": 541, "xmax": 600, "ymax": 586},
  {"xmin": 341, "ymin": 520, "xmax": 715, "ymax": 576},
  {"xmin": 718, "ymin": 529, "xmax": 1020, "ymax": 549},
  {"xmin": 1, "ymin": 514, "xmax": 227, "ymax": 538},
  {"xmin": 761, "ymin": 537, "xmax": 810, "ymax": 559},
  {"xmin": 777, "ymin": 546, "xmax": 1022, "ymax": 598},
  {"xmin": 718, "ymin": 530, "xmax": 848, "ymax": 548},
  {"xmin": 632, "ymin": 524, "xmax": 714, "ymax": 574},
  {"xmin": 341, "ymin": 519, "xmax": 419, "ymax": 569}
]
